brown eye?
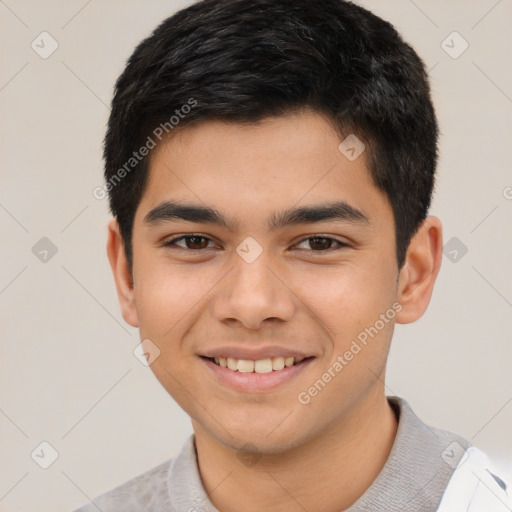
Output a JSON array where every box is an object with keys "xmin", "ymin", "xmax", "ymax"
[
  {"xmin": 164, "ymin": 235, "xmax": 215, "ymax": 250},
  {"xmin": 295, "ymin": 236, "xmax": 347, "ymax": 251},
  {"xmin": 308, "ymin": 237, "xmax": 334, "ymax": 250},
  {"xmin": 184, "ymin": 236, "xmax": 209, "ymax": 249}
]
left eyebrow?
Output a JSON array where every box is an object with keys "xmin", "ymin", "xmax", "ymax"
[
  {"xmin": 143, "ymin": 200, "xmax": 370, "ymax": 231},
  {"xmin": 268, "ymin": 201, "xmax": 370, "ymax": 230}
]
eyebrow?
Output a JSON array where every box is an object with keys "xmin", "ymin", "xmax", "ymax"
[{"xmin": 143, "ymin": 200, "xmax": 369, "ymax": 231}]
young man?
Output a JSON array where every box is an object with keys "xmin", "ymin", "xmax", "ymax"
[{"xmin": 74, "ymin": 0, "xmax": 511, "ymax": 510}]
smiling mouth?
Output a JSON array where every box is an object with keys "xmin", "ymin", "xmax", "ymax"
[{"xmin": 202, "ymin": 356, "xmax": 312, "ymax": 373}]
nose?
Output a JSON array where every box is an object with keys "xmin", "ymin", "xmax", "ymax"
[{"xmin": 212, "ymin": 249, "xmax": 295, "ymax": 330}]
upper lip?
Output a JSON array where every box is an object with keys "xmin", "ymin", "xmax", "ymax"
[{"xmin": 200, "ymin": 346, "xmax": 313, "ymax": 360}]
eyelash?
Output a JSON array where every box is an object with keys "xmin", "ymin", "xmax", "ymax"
[{"xmin": 162, "ymin": 234, "xmax": 349, "ymax": 253}]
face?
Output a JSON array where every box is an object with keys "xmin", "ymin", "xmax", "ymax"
[{"xmin": 109, "ymin": 111, "xmax": 438, "ymax": 454}]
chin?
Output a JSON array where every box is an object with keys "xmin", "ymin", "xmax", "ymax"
[{"xmin": 202, "ymin": 414, "xmax": 311, "ymax": 455}]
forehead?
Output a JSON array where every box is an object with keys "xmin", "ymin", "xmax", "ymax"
[{"xmin": 136, "ymin": 112, "xmax": 391, "ymax": 229}]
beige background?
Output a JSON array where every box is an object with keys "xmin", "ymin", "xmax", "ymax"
[{"xmin": 0, "ymin": 1, "xmax": 511, "ymax": 511}]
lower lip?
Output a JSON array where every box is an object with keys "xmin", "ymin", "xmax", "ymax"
[{"xmin": 201, "ymin": 357, "xmax": 314, "ymax": 393}]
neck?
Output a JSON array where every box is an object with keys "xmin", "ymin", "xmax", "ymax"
[{"xmin": 193, "ymin": 388, "xmax": 399, "ymax": 512}]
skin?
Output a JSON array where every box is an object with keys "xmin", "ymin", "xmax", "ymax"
[{"xmin": 107, "ymin": 111, "xmax": 443, "ymax": 511}]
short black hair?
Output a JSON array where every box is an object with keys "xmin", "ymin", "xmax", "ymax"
[{"xmin": 104, "ymin": 0, "xmax": 438, "ymax": 270}]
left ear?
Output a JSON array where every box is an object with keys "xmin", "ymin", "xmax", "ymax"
[{"xmin": 395, "ymin": 216, "xmax": 443, "ymax": 324}]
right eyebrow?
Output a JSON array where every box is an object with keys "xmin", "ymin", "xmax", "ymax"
[{"xmin": 144, "ymin": 201, "xmax": 237, "ymax": 231}]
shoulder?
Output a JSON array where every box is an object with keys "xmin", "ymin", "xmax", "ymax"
[
  {"xmin": 384, "ymin": 397, "xmax": 510, "ymax": 512},
  {"xmin": 70, "ymin": 434, "xmax": 216, "ymax": 512},
  {"xmin": 71, "ymin": 458, "xmax": 172, "ymax": 512},
  {"xmin": 437, "ymin": 445, "xmax": 512, "ymax": 512}
]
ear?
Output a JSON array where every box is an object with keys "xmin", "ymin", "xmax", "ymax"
[
  {"xmin": 106, "ymin": 218, "xmax": 139, "ymax": 328},
  {"xmin": 395, "ymin": 216, "xmax": 443, "ymax": 324}
]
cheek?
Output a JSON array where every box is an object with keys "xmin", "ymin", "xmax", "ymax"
[
  {"xmin": 133, "ymin": 256, "xmax": 208, "ymax": 341},
  {"xmin": 295, "ymin": 262, "xmax": 396, "ymax": 341},
  {"xmin": 132, "ymin": 259, "xmax": 209, "ymax": 406}
]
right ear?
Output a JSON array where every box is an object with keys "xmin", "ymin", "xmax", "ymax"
[{"xmin": 106, "ymin": 218, "xmax": 139, "ymax": 328}]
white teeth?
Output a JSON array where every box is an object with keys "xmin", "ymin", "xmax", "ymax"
[
  {"xmin": 254, "ymin": 358, "xmax": 273, "ymax": 373},
  {"xmin": 237, "ymin": 359, "xmax": 254, "ymax": 372},
  {"xmin": 211, "ymin": 355, "xmax": 306, "ymax": 372},
  {"xmin": 272, "ymin": 356, "xmax": 285, "ymax": 370}
]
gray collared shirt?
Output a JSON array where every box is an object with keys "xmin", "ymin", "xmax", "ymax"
[{"xmin": 72, "ymin": 396, "xmax": 474, "ymax": 511}]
